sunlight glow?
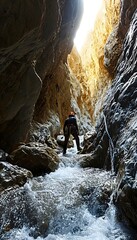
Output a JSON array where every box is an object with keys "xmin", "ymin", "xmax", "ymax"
[{"xmin": 74, "ymin": 0, "xmax": 103, "ymax": 52}]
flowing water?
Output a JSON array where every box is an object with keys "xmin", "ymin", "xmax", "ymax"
[{"xmin": 0, "ymin": 142, "xmax": 136, "ymax": 240}]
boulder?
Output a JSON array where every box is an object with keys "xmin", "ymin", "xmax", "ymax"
[
  {"xmin": 0, "ymin": 161, "xmax": 32, "ymax": 192},
  {"xmin": 0, "ymin": 149, "xmax": 8, "ymax": 162},
  {"xmin": 81, "ymin": 129, "xmax": 97, "ymax": 153},
  {"xmin": 29, "ymin": 122, "xmax": 58, "ymax": 149},
  {"xmin": 9, "ymin": 143, "xmax": 60, "ymax": 176},
  {"xmin": 56, "ymin": 134, "xmax": 74, "ymax": 148},
  {"xmin": 79, "ymin": 153, "xmax": 104, "ymax": 169}
]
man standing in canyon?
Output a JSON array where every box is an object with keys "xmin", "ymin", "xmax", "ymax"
[{"xmin": 63, "ymin": 111, "xmax": 81, "ymax": 155}]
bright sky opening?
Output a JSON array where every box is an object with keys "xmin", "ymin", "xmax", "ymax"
[{"xmin": 74, "ymin": 0, "xmax": 103, "ymax": 52}]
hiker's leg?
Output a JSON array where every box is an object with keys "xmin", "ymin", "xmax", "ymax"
[
  {"xmin": 63, "ymin": 134, "xmax": 69, "ymax": 154},
  {"xmin": 72, "ymin": 131, "xmax": 80, "ymax": 151}
]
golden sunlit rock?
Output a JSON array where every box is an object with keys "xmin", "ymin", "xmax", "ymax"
[{"xmin": 69, "ymin": 0, "xmax": 120, "ymax": 123}]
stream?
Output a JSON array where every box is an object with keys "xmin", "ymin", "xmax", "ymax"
[{"xmin": 0, "ymin": 141, "xmax": 136, "ymax": 240}]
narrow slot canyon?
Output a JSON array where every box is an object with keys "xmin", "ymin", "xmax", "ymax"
[{"xmin": 0, "ymin": 0, "xmax": 137, "ymax": 239}]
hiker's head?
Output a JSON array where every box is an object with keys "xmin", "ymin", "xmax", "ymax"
[{"xmin": 69, "ymin": 111, "xmax": 75, "ymax": 117}]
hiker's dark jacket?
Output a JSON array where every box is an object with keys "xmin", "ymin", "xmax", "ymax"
[{"xmin": 63, "ymin": 116, "xmax": 78, "ymax": 135}]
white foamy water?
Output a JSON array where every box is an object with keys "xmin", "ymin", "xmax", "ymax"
[{"xmin": 0, "ymin": 140, "xmax": 134, "ymax": 240}]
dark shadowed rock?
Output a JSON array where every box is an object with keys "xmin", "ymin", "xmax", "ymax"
[
  {"xmin": 0, "ymin": 184, "xmax": 48, "ymax": 237},
  {"xmin": 0, "ymin": 149, "xmax": 8, "ymax": 162},
  {"xmin": 104, "ymin": 25, "xmax": 123, "ymax": 76},
  {"xmin": 118, "ymin": 0, "xmax": 137, "ymax": 38},
  {"xmin": 0, "ymin": 0, "xmax": 83, "ymax": 153},
  {"xmin": 113, "ymin": 115, "xmax": 137, "ymax": 226},
  {"xmin": 81, "ymin": 129, "xmax": 97, "ymax": 153},
  {"xmin": 78, "ymin": 153, "xmax": 104, "ymax": 169},
  {"xmin": 116, "ymin": 184, "xmax": 137, "ymax": 227},
  {"xmin": 104, "ymin": 0, "xmax": 137, "ymax": 76},
  {"xmin": 0, "ymin": 0, "xmax": 44, "ymax": 153},
  {"xmin": 0, "ymin": 161, "xmax": 32, "ymax": 192}
]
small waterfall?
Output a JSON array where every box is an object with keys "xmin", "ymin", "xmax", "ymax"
[{"xmin": 0, "ymin": 144, "xmax": 135, "ymax": 240}]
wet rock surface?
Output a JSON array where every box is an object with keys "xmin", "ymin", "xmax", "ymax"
[
  {"xmin": 0, "ymin": 186, "xmax": 48, "ymax": 238},
  {"xmin": 0, "ymin": 0, "xmax": 137, "ymax": 234},
  {"xmin": 0, "ymin": 161, "xmax": 32, "ymax": 192},
  {"xmin": 85, "ymin": 9, "xmax": 137, "ymax": 226}
]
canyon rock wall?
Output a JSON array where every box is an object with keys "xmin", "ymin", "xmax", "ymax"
[
  {"xmin": 67, "ymin": 47, "xmax": 93, "ymax": 133},
  {"xmin": 82, "ymin": 1, "xmax": 137, "ymax": 227},
  {"xmin": 0, "ymin": 0, "xmax": 137, "ymax": 229},
  {"xmin": 0, "ymin": 0, "xmax": 83, "ymax": 153},
  {"xmin": 74, "ymin": 0, "xmax": 120, "ymax": 123}
]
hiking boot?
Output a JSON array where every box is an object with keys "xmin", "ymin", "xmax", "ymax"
[
  {"xmin": 77, "ymin": 147, "xmax": 82, "ymax": 154},
  {"xmin": 63, "ymin": 150, "xmax": 66, "ymax": 155},
  {"xmin": 78, "ymin": 147, "xmax": 82, "ymax": 151}
]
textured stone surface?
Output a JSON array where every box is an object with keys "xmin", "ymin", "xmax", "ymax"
[
  {"xmin": 9, "ymin": 142, "xmax": 60, "ymax": 175},
  {"xmin": 118, "ymin": 0, "xmax": 137, "ymax": 37},
  {"xmin": 0, "ymin": 0, "xmax": 137, "ymax": 230},
  {"xmin": 0, "ymin": 0, "xmax": 43, "ymax": 48},
  {"xmin": 0, "ymin": 0, "xmax": 83, "ymax": 153},
  {"xmin": 85, "ymin": 9, "xmax": 137, "ymax": 226},
  {"xmin": 34, "ymin": 0, "xmax": 83, "ymax": 125},
  {"xmin": 56, "ymin": 134, "xmax": 74, "ymax": 148},
  {"xmin": 0, "ymin": 184, "xmax": 48, "ymax": 237},
  {"xmin": 0, "ymin": 161, "xmax": 32, "ymax": 192},
  {"xmin": 67, "ymin": 47, "xmax": 94, "ymax": 127},
  {"xmin": 104, "ymin": 0, "xmax": 137, "ymax": 76},
  {"xmin": 78, "ymin": 0, "xmax": 120, "ymax": 122},
  {"xmin": 104, "ymin": 25, "xmax": 123, "ymax": 76}
]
